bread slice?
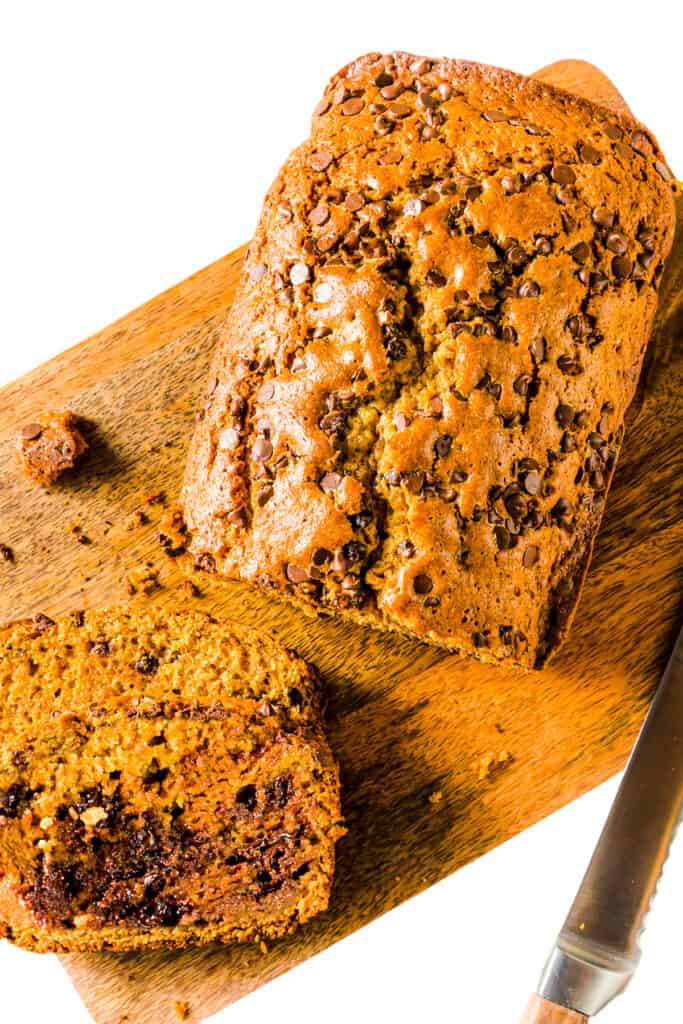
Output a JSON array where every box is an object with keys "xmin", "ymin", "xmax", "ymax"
[
  {"xmin": 0, "ymin": 607, "xmax": 343, "ymax": 953},
  {"xmin": 182, "ymin": 51, "xmax": 676, "ymax": 668}
]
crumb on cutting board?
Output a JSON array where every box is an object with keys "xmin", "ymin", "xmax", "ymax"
[
  {"xmin": 125, "ymin": 508, "xmax": 149, "ymax": 531},
  {"xmin": 17, "ymin": 411, "xmax": 89, "ymax": 486},
  {"xmin": 428, "ymin": 789, "xmax": 443, "ymax": 806},
  {"xmin": 182, "ymin": 579, "xmax": 202, "ymax": 599},
  {"xmin": 0, "ymin": 545, "xmax": 14, "ymax": 564},
  {"xmin": 173, "ymin": 1001, "xmax": 190, "ymax": 1021},
  {"xmin": 475, "ymin": 750, "xmax": 513, "ymax": 780},
  {"xmin": 125, "ymin": 565, "xmax": 161, "ymax": 596}
]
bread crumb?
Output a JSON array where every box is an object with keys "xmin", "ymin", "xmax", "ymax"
[
  {"xmin": 0, "ymin": 544, "xmax": 15, "ymax": 564},
  {"xmin": 182, "ymin": 579, "xmax": 202, "ymax": 599},
  {"xmin": 161, "ymin": 507, "xmax": 187, "ymax": 533},
  {"xmin": 125, "ymin": 566, "xmax": 161, "ymax": 596},
  {"xmin": 259, "ymin": 940, "xmax": 269, "ymax": 955},
  {"xmin": 17, "ymin": 411, "xmax": 89, "ymax": 486},
  {"xmin": 125, "ymin": 509, "xmax": 149, "ymax": 531},
  {"xmin": 476, "ymin": 750, "xmax": 513, "ymax": 780},
  {"xmin": 173, "ymin": 1000, "xmax": 190, "ymax": 1020},
  {"xmin": 428, "ymin": 789, "xmax": 443, "ymax": 805},
  {"xmin": 143, "ymin": 489, "xmax": 166, "ymax": 506}
]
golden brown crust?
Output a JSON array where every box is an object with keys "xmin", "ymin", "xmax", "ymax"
[
  {"xmin": 182, "ymin": 52, "xmax": 676, "ymax": 668},
  {"xmin": 0, "ymin": 607, "xmax": 343, "ymax": 953}
]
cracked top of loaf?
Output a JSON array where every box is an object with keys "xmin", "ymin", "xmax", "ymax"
[{"xmin": 182, "ymin": 52, "xmax": 676, "ymax": 668}]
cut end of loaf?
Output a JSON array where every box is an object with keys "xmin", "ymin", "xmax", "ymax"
[{"xmin": 0, "ymin": 607, "xmax": 344, "ymax": 952}]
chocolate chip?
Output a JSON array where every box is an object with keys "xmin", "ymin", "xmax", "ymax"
[
  {"xmin": 551, "ymin": 164, "xmax": 576, "ymax": 185},
  {"xmin": 556, "ymin": 404, "xmax": 575, "ymax": 428},
  {"xmin": 555, "ymin": 188, "xmax": 574, "ymax": 206},
  {"xmin": 290, "ymin": 262, "xmax": 309, "ymax": 285},
  {"xmin": 578, "ymin": 142, "xmax": 601, "ymax": 164},
  {"xmin": 518, "ymin": 280, "xmax": 540, "ymax": 298},
  {"xmin": 505, "ymin": 491, "xmax": 527, "ymax": 520},
  {"xmin": 251, "ymin": 438, "xmax": 273, "ymax": 462},
  {"xmin": 388, "ymin": 101, "xmax": 412, "ymax": 119},
  {"xmin": 90, "ymin": 640, "xmax": 110, "ymax": 656},
  {"xmin": 380, "ymin": 82, "xmax": 405, "ymax": 100},
  {"xmin": 434, "ymin": 434, "xmax": 452, "ymax": 458},
  {"xmin": 472, "ymin": 631, "xmax": 489, "ymax": 648},
  {"xmin": 604, "ymin": 122, "xmax": 622, "ymax": 140},
  {"xmin": 135, "ymin": 652, "xmax": 159, "ymax": 675},
  {"xmin": 557, "ymin": 355, "xmax": 582, "ymax": 376},
  {"xmin": 482, "ymin": 109, "xmax": 508, "ymax": 122},
  {"xmin": 570, "ymin": 241, "xmax": 590, "ymax": 263},
  {"xmin": 426, "ymin": 268, "xmax": 447, "ymax": 287},
  {"xmin": 285, "ymin": 564, "xmax": 309, "ymax": 584},
  {"xmin": 342, "ymin": 541, "xmax": 366, "ymax": 565},
  {"xmin": 256, "ymin": 382, "xmax": 274, "ymax": 403},
  {"xmin": 413, "ymin": 573, "xmax": 433, "ymax": 595},
  {"xmin": 345, "ymin": 192, "xmax": 365, "ymax": 212},
  {"xmin": 393, "ymin": 412, "xmax": 409, "ymax": 430},
  {"xmin": 612, "ymin": 255, "xmax": 633, "ymax": 279},
  {"xmin": 256, "ymin": 485, "xmax": 273, "ymax": 507},
  {"xmin": 523, "ymin": 545, "xmax": 539, "ymax": 568},
  {"xmin": 522, "ymin": 471, "xmax": 542, "ymax": 495},
  {"xmin": 398, "ymin": 539, "xmax": 415, "ymax": 557},
  {"xmin": 236, "ymin": 784, "xmax": 257, "ymax": 811},
  {"xmin": 313, "ymin": 97, "xmax": 330, "ymax": 117},
  {"xmin": 513, "ymin": 374, "xmax": 532, "ymax": 396},
  {"xmin": 592, "ymin": 207, "xmax": 615, "ymax": 229},
  {"xmin": 310, "ymin": 150, "xmax": 333, "ymax": 172},
  {"xmin": 377, "ymin": 147, "xmax": 402, "ymax": 165},
  {"xmin": 606, "ymin": 232, "xmax": 628, "ymax": 255},
  {"xmin": 332, "ymin": 84, "xmax": 349, "ymax": 105},
  {"xmin": 654, "ymin": 160, "xmax": 673, "ymax": 182},
  {"xmin": 342, "ymin": 97, "xmax": 364, "ymax": 116},
  {"xmin": 505, "ymin": 244, "xmax": 527, "ymax": 267},
  {"xmin": 501, "ymin": 173, "xmax": 523, "ymax": 194},
  {"xmin": 195, "ymin": 552, "xmax": 216, "ymax": 573},
  {"xmin": 21, "ymin": 422, "xmax": 43, "ymax": 440},
  {"xmin": 0, "ymin": 545, "xmax": 14, "ymax": 564},
  {"xmin": 403, "ymin": 198, "xmax": 423, "ymax": 216},
  {"xmin": 320, "ymin": 472, "xmax": 342, "ymax": 492},
  {"xmin": 309, "ymin": 204, "xmax": 330, "ymax": 226},
  {"xmin": 33, "ymin": 612, "xmax": 55, "ymax": 632},
  {"xmin": 374, "ymin": 114, "xmax": 394, "ymax": 136},
  {"xmin": 631, "ymin": 131, "xmax": 649, "ymax": 154},
  {"xmin": 530, "ymin": 337, "xmax": 546, "ymax": 362},
  {"xmin": 494, "ymin": 526, "xmax": 515, "ymax": 550},
  {"xmin": 312, "ymin": 547, "xmax": 331, "ymax": 567},
  {"xmin": 250, "ymin": 263, "xmax": 266, "ymax": 283}
]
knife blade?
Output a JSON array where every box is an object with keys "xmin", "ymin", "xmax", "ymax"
[{"xmin": 525, "ymin": 622, "xmax": 683, "ymax": 1020}]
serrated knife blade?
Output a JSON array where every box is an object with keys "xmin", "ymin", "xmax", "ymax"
[{"xmin": 523, "ymin": 623, "xmax": 683, "ymax": 1021}]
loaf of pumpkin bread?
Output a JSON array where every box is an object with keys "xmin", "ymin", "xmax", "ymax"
[
  {"xmin": 182, "ymin": 52, "xmax": 676, "ymax": 667},
  {"xmin": 0, "ymin": 608, "xmax": 343, "ymax": 952}
]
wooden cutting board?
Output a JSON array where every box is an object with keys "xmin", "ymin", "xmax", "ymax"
[{"xmin": 0, "ymin": 60, "xmax": 681, "ymax": 1024}]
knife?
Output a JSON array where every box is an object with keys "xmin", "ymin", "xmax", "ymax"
[{"xmin": 521, "ymin": 623, "xmax": 683, "ymax": 1023}]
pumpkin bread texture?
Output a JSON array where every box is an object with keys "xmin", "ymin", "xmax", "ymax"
[
  {"xmin": 182, "ymin": 52, "xmax": 676, "ymax": 667},
  {"xmin": 0, "ymin": 608, "xmax": 343, "ymax": 952}
]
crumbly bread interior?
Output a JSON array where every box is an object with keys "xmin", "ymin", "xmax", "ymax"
[{"xmin": 0, "ymin": 608, "xmax": 343, "ymax": 952}]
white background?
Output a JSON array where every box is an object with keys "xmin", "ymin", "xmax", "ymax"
[{"xmin": 0, "ymin": 2, "xmax": 680, "ymax": 1022}]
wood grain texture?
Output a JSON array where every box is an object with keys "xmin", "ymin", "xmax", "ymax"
[
  {"xmin": 0, "ymin": 61, "xmax": 680, "ymax": 1023},
  {"xmin": 521, "ymin": 995, "xmax": 588, "ymax": 1024}
]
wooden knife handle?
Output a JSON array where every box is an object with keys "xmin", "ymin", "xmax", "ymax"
[{"xmin": 521, "ymin": 995, "xmax": 588, "ymax": 1023}]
